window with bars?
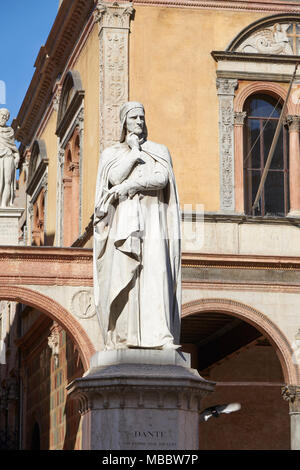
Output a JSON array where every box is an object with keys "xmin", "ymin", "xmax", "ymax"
[
  {"xmin": 244, "ymin": 94, "xmax": 289, "ymax": 217},
  {"xmin": 287, "ymin": 23, "xmax": 300, "ymax": 55}
]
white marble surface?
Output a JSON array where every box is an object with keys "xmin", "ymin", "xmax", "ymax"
[
  {"xmin": 68, "ymin": 349, "xmax": 215, "ymax": 450},
  {"xmin": 89, "ymin": 348, "xmax": 191, "ymax": 369},
  {"xmin": 0, "ymin": 208, "xmax": 23, "ymax": 245}
]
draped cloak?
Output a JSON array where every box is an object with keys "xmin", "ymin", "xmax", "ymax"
[
  {"xmin": 0, "ymin": 126, "xmax": 18, "ymax": 204},
  {"xmin": 93, "ymin": 139, "xmax": 181, "ymax": 350}
]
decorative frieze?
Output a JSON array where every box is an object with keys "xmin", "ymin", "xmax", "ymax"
[
  {"xmin": 236, "ymin": 24, "xmax": 293, "ymax": 55},
  {"xmin": 96, "ymin": 1, "xmax": 134, "ymax": 151},
  {"xmin": 216, "ymin": 78, "xmax": 238, "ymax": 212}
]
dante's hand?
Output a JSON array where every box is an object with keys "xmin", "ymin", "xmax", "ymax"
[
  {"xmin": 109, "ymin": 182, "xmax": 129, "ymax": 198},
  {"xmin": 126, "ymin": 132, "xmax": 140, "ymax": 150}
]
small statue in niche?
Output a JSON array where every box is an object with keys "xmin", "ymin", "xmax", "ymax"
[{"xmin": 0, "ymin": 108, "xmax": 19, "ymax": 208}]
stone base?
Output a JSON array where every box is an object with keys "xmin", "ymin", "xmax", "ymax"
[
  {"xmin": 0, "ymin": 208, "xmax": 24, "ymax": 245},
  {"xmin": 287, "ymin": 210, "xmax": 300, "ymax": 218},
  {"xmin": 67, "ymin": 349, "xmax": 215, "ymax": 450}
]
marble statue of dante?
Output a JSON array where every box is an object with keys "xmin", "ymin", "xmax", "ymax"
[
  {"xmin": 93, "ymin": 102, "xmax": 181, "ymax": 350},
  {"xmin": 0, "ymin": 108, "xmax": 19, "ymax": 208}
]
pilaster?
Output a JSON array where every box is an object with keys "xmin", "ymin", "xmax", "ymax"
[
  {"xmin": 95, "ymin": 1, "xmax": 134, "ymax": 152},
  {"xmin": 234, "ymin": 111, "xmax": 247, "ymax": 214},
  {"xmin": 282, "ymin": 384, "xmax": 300, "ymax": 450},
  {"xmin": 286, "ymin": 115, "xmax": 300, "ymax": 217},
  {"xmin": 216, "ymin": 78, "xmax": 238, "ymax": 212}
]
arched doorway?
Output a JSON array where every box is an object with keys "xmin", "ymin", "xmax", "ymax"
[
  {"xmin": 181, "ymin": 298, "xmax": 296, "ymax": 450},
  {"xmin": 0, "ymin": 286, "xmax": 95, "ymax": 370},
  {"xmin": 0, "ymin": 288, "xmax": 96, "ymax": 450}
]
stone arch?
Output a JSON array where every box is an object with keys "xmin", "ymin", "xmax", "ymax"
[
  {"xmin": 56, "ymin": 70, "xmax": 84, "ymax": 138},
  {"xmin": 234, "ymin": 81, "xmax": 297, "ymax": 115},
  {"xmin": 182, "ymin": 297, "xmax": 299, "ymax": 385},
  {"xmin": 226, "ymin": 13, "xmax": 300, "ymax": 52},
  {"xmin": 0, "ymin": 286, "xmax": 95, "ymax": 371}
]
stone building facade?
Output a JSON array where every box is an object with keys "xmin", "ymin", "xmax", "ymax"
[{"xmin": 1, "ymin": 0, "xmax": 300, "ymax": 450}]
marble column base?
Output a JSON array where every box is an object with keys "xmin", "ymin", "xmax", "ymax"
[
  {"xmin": 0, "ymin": 208, "xmax": 24, "ymax": 245},
  {"xmin": 67, "ymin": 349, "xmax": 215, "ymax": 450},
  {"xmin": 287, "ymin": 210, "xmax": 300, "ymax": 218}
]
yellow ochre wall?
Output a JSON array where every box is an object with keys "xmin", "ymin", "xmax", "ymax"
[
  {"xmin": 40, "ymin": 110, "xmax": 58, "ymax": 244},
  {"xmin": 129, "ymin": 6, "xmax": 264, "ymax": 211},
  {"xmin": 72, "ymin": 24, "xmax": 100, "ymax": 230},
  {"xmin": 39, "ymin": 24, "xmax": 100, "ymax": 242}
]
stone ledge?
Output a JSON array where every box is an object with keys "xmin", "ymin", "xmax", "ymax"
[{"xmin": 89, "ymin": 348, "xmax": 191, "ymax": 369}]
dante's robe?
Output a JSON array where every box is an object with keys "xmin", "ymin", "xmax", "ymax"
[{"xmin": 93, "ymin": 139, "xmax": 181, "ymax": 350}]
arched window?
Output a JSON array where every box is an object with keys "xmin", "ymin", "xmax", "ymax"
[
  {"xmin": 56, "ymin": 70, "xmax": 84, "ymax": 139},
  {"xmin": 62, "ymin": 127, "xmax": 80, "ymax": 246},
  {"xmin": 244, "ymin": 94, "xmax": 289, "ymax": 217}
]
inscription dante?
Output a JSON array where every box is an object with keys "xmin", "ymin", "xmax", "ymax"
[{"xmin": 121, "ymin": 428, "xmax": 176, "ymax": 449}]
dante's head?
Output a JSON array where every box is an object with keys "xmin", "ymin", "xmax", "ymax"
[
  {"xmin": 0, "ymin": 108, "xmax": 10, "ymax": 127},
  {"xmin": 119, "ymin": 102, "xmax": 147, "ymax": 142}
]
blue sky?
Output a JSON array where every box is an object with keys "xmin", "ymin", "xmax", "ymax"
[{"xmin": 0, "ymin": 1, "xmax": 59, "ymax": 127}]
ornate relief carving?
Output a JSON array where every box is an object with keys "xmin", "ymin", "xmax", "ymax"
[
  {"xmin": 71, "ymin": 289, "xmax": 95, "ymax": 319},
  {"xmin": 48, "ymin": 323, "xmax": 60, "ymax": 367},
  {"xmin": 216, "ymin": 79, "xmax": 238, "ymax": 212},
  {"xmin": 96, "ymin": 2, "xmax": 134, "ymax": 151},
  {"xmin": 236, "ymin": 23, "xmax": 293, "ymax": 55},
  {"xmin": 95, "ymin": 1, "xmax": 134, "ymax": 28},
  {"xmin": 282, "ymin": 384, "xmax": 300, "ymax": 413},
  {"xmin": 53, "ymin": 86, "xmax": 62, "ymax": 113},
  {"xmin": 234, "ymin": 111, "xmax": 247, "ymax": 126}
]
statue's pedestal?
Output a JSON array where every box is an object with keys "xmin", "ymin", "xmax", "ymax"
[
  {"xmin": 0, "ymin": 208, "xmax": 24, "ymax": 245},
  {"xmin": 67, "ymin": 349, "xmax": 215, "ymax": 450}
]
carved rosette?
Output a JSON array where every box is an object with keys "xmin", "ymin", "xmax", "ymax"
[
  {"xmin": 216, "ymin": 78, "xmax": 238, "ymax": 212},
  {"xmin": 71, "ymin": 289, "xmax": 95, "ymax": 319},
  {"xmin": 95, "ymin": 1, "xmax": 134, "ymax": 151}
]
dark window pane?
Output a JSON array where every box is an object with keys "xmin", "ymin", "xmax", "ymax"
[
  {"xmin": 263, "ymin": 119, "xmax": 284, "ymax": 169},
  {"xmin": 244, "ymin": 169, "xmax": 262, "ymax": 215},
  {"xmin": 264, "ymin": 171, "xmax": 285, "ymax": 216},
  {"xmin": 247, "ymin": 95, "xmax": 281, "ymax": 118},
  {"xmin": 245, "ymin": 119, "xmax": 261, "ymax": 169}
]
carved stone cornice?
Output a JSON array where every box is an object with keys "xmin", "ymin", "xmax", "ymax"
[
  {"xmin": 12, "ymin": 0, "xmax": 95, "ymax": 146},
  {"xmin": 286, "ymin": 115, "xmax": 300, "ymax": 132},
  {"xmin": 130, "ymin": 1, "xmax": 300, "ymax": 14}
]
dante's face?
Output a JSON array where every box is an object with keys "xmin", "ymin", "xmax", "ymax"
[
  {"xmin": 0, "ymin": 110, "xmax": 9, "ymax": 126},
  {"xmin": 125, "ymin": 108, "xmax": 145, "ymax": 136}
]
